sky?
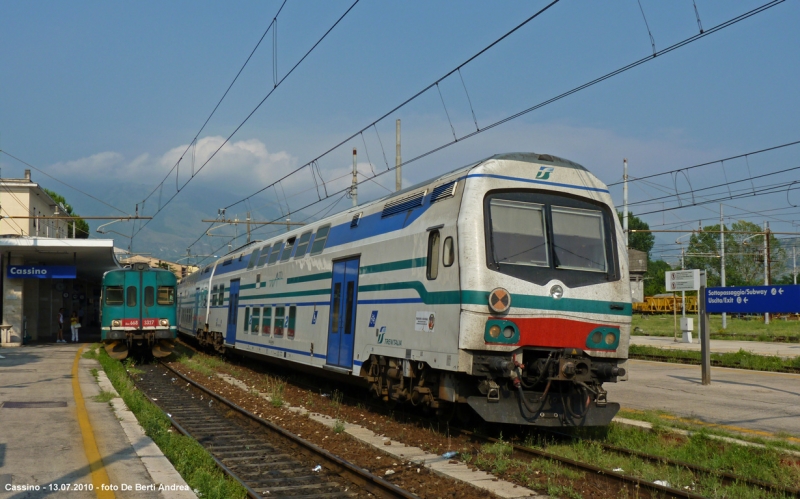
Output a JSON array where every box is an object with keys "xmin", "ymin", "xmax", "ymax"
[{"xmin": 1, "ymin": 0, "xmax": 798, "ymax": 265}]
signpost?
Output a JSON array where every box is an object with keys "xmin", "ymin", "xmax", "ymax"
[{"xmin": 665, "ymin": 269, "xmax": 701, "ymax": 291}]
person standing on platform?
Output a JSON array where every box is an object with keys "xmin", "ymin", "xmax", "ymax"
[
  {"xmin": 70, "ymin": 311, "xmax": 80, "ymax": 343},
  {"xmin": 57, "ymin": 308, "xmax": 65, "ymax": 343}
]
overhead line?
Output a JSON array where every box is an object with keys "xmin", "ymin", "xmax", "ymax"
[
  {"xmin": 140, "ymin": 0, "xmax": 289, "ymax": 207},
  {"xmin": 220, "ymin": 0, "xmax": 784, "ymax": 232},
  {"xmin": 0, "ymin": 150, "xmax": 130, "ymax": 216},
  {"xmin": 133, "ymin": 0, "xmax": 360, "ymax": 240}
]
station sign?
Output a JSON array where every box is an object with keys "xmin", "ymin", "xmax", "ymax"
[
  {"xmin": 665, "ymin": 269, "xmax": 701, "ymax": 291},
  {"xmin": 6, "ymin": 265, "xmax": 76, "ymax": 279},
  {"xmin": 706, "ymin": 285, "xmax": 800, "ymax": 314}
]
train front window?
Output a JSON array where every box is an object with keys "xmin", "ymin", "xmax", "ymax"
[
  {"xmin": 106, "ymin": 286, "xmax": 123, "ymax": 305},
  {"xmin": 484, "ymin": 190, "xmax": 618, "ymax": 287},
  {"xmin": 126, "ymin": 286, "xmax": 137, "ymax": 307},
  {"xmin": 144, "ymin": 286, "xmax": 155, "ymax": 307},
  {"xmin": 488, "ymin": 199, "xmax": 548, "ymax": 267},
  {"xmin": 157, "ymin": 286, "xmax": 175, "ymax": 305},
  {"xmin": 551, "ymin": 206, "xmax": 606, "ymax": 272}
]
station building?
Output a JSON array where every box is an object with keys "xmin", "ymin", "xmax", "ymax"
[{"xmin": 0, "ymin": 170, "xmax": 119, "ymax": 345}]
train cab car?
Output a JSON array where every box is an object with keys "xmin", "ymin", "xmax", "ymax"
[
  {"xmin": 101, "ymin": 262, "xmax": 178, "ymax": 359},
  {"xmin": 177, "ymin": 152, "xmax": 630, "ymax": 427}
]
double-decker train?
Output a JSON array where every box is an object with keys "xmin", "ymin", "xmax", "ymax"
[
  {"xmin": 177, "ymin": 153, "xmax": 631, "ymax": 426},
  {"xmin": 101, "ymin": 263, "xmax": 178, "ymax": 359}
]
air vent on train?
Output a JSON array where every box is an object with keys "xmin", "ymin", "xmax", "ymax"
[
  {"xmin": 430, "ymin": 181, "xmax": 457, "ymax": 203},
  {"xmin": 351, "ymin": 213, "xmax": 362, "ymax": 227},
  {"xmin": 381, "ymin": 191, "xmax": 425, "ymax": 218}
]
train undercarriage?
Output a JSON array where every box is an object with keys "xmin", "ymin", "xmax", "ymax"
[
  {"xmin": 362, "ymin": 347, "xmax": 625, "ymax": 427},
  {"xmin": 104, "ymin": 330, "xmax": 175, "ymax": 360}
]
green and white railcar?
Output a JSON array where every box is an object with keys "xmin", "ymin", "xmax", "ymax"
[{"xmin": 177, "ymin": 153, "xmax": 631, "ymax": 426}]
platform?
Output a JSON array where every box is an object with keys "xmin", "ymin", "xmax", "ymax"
[
  {"xmin": 631, "ymin": 335, "xmax": 800, "ymax": 358},
  {"xmin": 0, "ymin": 344, "xmax": 193, "ymax": 498},
  {"xmin": 608, "ymin": 359, "xmax": 800, "ymax": 440}
]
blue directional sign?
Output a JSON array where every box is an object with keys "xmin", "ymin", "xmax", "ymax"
[{"xmin": 706, "ymin": 285, "xmax": 800, "ymax": 313}]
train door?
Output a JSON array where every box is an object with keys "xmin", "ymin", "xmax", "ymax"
[
  {"xmin": 123, "ymin": 271, "xmax": 141, "ymax": 326},
  {"xmin": 226, "ymin": 279, "xmax": 240, "ymax": 345},
  {"xmin": 192, "ymin": 287, "xmax": 200, "ymax": 332},
  {"xmin": 326, "ymin": 257, "xmax": 360, "ymax": 368}
]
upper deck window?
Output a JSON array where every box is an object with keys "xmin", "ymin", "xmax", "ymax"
[{"xmin": 309, "ymin": 225, "xmax": 331, "ymax": 255}]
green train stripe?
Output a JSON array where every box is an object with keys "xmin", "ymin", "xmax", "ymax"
[
  {"xmin": 287, "ymin": 272, "xmax": 332, "ymax": 284},
  {"xmin": 359, "ymin": 258, "xmax": 427, "ymax": 275}
]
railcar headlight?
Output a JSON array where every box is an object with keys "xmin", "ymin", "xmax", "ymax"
[
  {"xmin": 160, "ymin": 319, "xmax": 169, "ymax": 326},
  {"xmin": 604, "ymin": 332, "xmax": 616, "ymax": 345},
  {"xmin": 502, "ymin": 326, "xmax": 515, "ymax": 339},
  {"xmin": 549, "ymin": 285, "xmax": 563, "ymax": 299},
  {"xmin": 111, "ymin": 320, "xmax": 121, "ymax": 327},
  {"xmin": 488, "ymin": 325, "xmax": 501, "ymax": 338},
  {"xmin": 488, "ymin": 288, "xmax": 511, "ymax": 314}
]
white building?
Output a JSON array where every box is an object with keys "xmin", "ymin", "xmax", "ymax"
[{"xmin": 0, "ymin": 170, "xmax": 119, "ymax": 344}]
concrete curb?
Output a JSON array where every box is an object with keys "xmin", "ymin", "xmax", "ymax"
[{"xmin": 95, "ymin": 367, "xmax": 197, "ymax": 498}]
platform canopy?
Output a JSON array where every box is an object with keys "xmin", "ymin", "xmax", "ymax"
[{"xmin": 0, "ymin": 236, "xmax": 120, "ymax": 281}]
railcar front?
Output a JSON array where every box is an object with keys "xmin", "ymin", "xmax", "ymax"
[
  {"xmin": 456, "ymin": 153, "xmax": 630, "ymax": 426},
  {"xmin": 101, "ymin": 263, "xmax": 178, "ymax": 359}
]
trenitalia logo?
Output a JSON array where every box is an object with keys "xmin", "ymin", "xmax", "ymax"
[{"xmin": 535, "ymin": 166, "xmax": 555, "ymax": 180}]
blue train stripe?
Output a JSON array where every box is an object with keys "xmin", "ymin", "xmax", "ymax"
[{"xmin": 234, "ymin": 339, "xmax": 363, "ymax": 367}]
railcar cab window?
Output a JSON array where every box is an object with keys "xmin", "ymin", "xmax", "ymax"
[
  {"xmin": 106, "ymin": 286, "xmax": 123, "ymax": 305},
  {"xmin": 427, "ymin": 230, "xmax": 441, "ymax": 280},
  {"xmin": 158, "ymin": 286, "xmax": 175, "ymax": 305},
  {"xmin": 485, "ymin": 190, "xmax": 619, "ymax": 287},
  {"xmin": 126, "ymin": 286, "xmax": 137, "ymax": 307},
  {"xmin": 144, "ymin": 286, "xmax": 155, "ymax": 307}
]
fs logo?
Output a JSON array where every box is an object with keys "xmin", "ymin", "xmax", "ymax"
[
  {"xmin": 377, "ymin": 326, "xmax": 387, "ymax": 344},
  {"xmin": 535, "ymin": 166, "xmax": 555, "ymax": 180}
]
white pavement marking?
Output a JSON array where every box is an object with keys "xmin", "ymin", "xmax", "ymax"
[
  {"xmin": 96, "ymin": 369, "xmax": 196, "ymax": 499},
  {"xmin": 215, "ymin": 374, "xmax": 544, "ymax": 499}
]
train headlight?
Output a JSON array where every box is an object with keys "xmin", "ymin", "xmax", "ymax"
[
  {"xmin": 111, "ymin": 320, "xmax": 121, "ymax": 327},
  {"xmin": 586, "ymin": 327, "xmax": 620, "ymax": 350},
  {"xmin": 604, "ymin": 332, "xmax": 616, "ymax": 345},
  {"xmin": 485, "ymin": 320, "xmax": 519, "ymax": 344},
  {"xmin": 160, "ymin": 319, "xmax": 169, "ymax": 327},
  {"xmin": 488, "ymin": 325, "xmax": 501, "ymax": 338},
  {"xmin": 502, "ymin": 326, "xmax": 515, "ymax": 339},
  {"xmin": 488, "ymin": 288, "xmax": 511, "ymax": 314},
  {"xmin": 549, "ymin": 285, "xmax": 563, "ymax": 299}
]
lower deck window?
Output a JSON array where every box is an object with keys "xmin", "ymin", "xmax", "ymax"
[
  {"xmin": 274, "ymin": 307, "xmax": 285, "ymax": 337},
  {"xmin": 262, "ymin": 307, "xmax": 272, "ymax": 335}
]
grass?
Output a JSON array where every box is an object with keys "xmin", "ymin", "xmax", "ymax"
[
  {"xmin": 632, "ymin": 314, "xmax": 800, "ymax": 341},
  {"xmin": 629, "ymin": 344, "xmax": 800, "ymax": 372},
  {"xmin": 95, "ymin": 348, "xmax": 246, "ymax": 499},
  {"xmin": 92, "ymin": 390, "xmax": 117, "ymax": 403},
  {"xmin": 526, "ymin": 421, "xmax": 800, "ymax": 498}
]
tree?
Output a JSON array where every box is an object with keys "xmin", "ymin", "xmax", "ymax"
[
  {"xmin": 644, "ymin": 259, "xmax": 672, "ymax": 296},
  {"xmin": 684, "ymin": 220, "xmax": 786, "ymax": 287},
  {"xmin": 618, "ymin": 212, "xmax": 655, "ymax": 255},
  {"xmin": 43, "ymin": 189, "xmax": 90, "ymax": 238}
]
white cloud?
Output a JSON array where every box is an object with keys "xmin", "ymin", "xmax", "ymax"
[{"xmin": 49, "ymin": 151, "xmax": 125, "ymax": 177}]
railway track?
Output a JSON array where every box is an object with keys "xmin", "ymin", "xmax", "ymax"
[
  {"xmin": 457, "ymin": 429, "xmax": 800, "ymax": 499},
  {"xmin": 170, "ymin": 341, "xmax": 799, "ymax": 498},
  {"xmin": 131, "ymin": 361, "xmax": 420, "ymax": 499}
]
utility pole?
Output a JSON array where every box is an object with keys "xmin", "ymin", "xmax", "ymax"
[
  {"xmin": 764, "ymin": 221, "xmax": 770, "ymax": 325},
  {"xmin": 681, "ymin": 248, "xmax": 686, "ymax": 319},
  {"xmin": 351, "ymin": 148, "xmax": 358, "ymax": 207},
  {"xmin": 720, "ymin": 204, "xmax": 726, "ymax": 329},
  {"xmin": 794, "ymin": 246, "xmax": 797, "ymax": 285},
  {"xmin": 396, "ymin": 119, "xmax": 402, "ymax": 192},
  {"xmin": 246, "ymin": 212, "xmax": 251, "ymax": 244},
  {"xmin": 623, "ymin": 158, "xmax": 629, "ymax": 248}
]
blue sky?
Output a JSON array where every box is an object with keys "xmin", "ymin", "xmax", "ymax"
[{"xmin": 1, "ymin": 1, "xmax": 798, "ymax": 263}]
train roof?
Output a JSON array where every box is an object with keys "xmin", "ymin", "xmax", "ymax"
[{"xmin": 197, "ymin": 151, "xmax": 595, "ymax": 270}]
